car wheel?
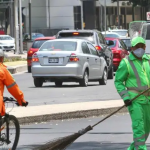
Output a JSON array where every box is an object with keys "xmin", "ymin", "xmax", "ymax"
[
  {"xmin": 99, "ymin": 69, "xmax": 107, "ymax": 85},
  {"xmin": 79, "ymin": 70, "xmax": 88, "ymax": 87},
  {"xmin": 28, "ymin": 66, "xmax": 31, "ymax": 73},
  {"xmin": 55, "ymin": 81, "xmax": 63, "ymax": 87},
  {"xmin": 34, "ymin": 78, "xmax": 43, "ymax": 87},
  {"xmin": 108, "ymin": 66, "xmax": 114, "ymax": 79}
]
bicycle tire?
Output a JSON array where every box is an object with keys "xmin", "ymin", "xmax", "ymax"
[{"xmin": 1, "ymin": 115, "xmax": 20, "ymax": 150}]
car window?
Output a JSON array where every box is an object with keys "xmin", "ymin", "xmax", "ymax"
[
  {"xmin": 39, "ymin": 41, "xmax": 77, "ymax": 51},
  {"xmin": 82, "ymin": 42, "xmax": 91, "ymax": 54},
  {"xmin": 104, "ymin": 34, "xmax": 120, "ymax": 38},
  {"xmin": 111, "ymin": 31, "xmax": 127, "ymax": 36},
  {"xmin": 122, "ymin": 39, "xmax": 131, "ymax": 48},
  {"xmin": 32, "ymin": 40, "xmax": 48, "ymax": 48},
  {"xmin": 87, "ymin": 43, "xmax": 99, "ymax": 56},
  {"xmin": 98, "ymin": 33, "xmax": 104, "ymax": 44},
  {"xmin": 57, "ymin": 32, "xmax": 95, "ymax": 44},
  {"xmin": 120, "ymin": 40, "xmax": 127, "ymax": 49},
  {"xmin": 0, "ymin": 36, "xmax": 12, "ymax": 40}
]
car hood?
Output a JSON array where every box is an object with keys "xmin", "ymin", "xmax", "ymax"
[{"xmin": 0, "ymin": 40, "xmax": 14, "ymax": 44}]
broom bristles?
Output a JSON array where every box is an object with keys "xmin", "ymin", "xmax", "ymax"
[{"xmin": 35, "ymin": 125, "xmax": 93, "ymax": 150}]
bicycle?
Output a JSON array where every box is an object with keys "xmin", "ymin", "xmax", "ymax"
[{"xmin": 0, "ymin": 97, "xmax": 23, "ymax": 150}]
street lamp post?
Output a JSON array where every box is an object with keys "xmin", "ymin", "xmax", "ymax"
[
  {"xmin": 14, "ymin": 0, "xmax": 19, "ymax": 54},
  {"xmin": 117, "ymin": 0, "xmax": 120, "ymax": 29},
  {"xmin": 19, "ymin": 0, "xmax": 23, "ymax": 54},
  {"xmin": 104, "ymin": 0, "xmax": 106, "ymax": 36},
  {"xmin": 29, "ymin": 0, "xmax": 31, "ymax": 40}
]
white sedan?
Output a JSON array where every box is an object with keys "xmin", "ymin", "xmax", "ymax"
[{"xmin": 0, "ymin": 35, "xmax": 15, "ymax": 52}]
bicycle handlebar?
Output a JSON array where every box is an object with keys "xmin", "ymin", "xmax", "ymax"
[{"xmin": 3, "ymin": 97, "xmax": 19, "ymax": 106}]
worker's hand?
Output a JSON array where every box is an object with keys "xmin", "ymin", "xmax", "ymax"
[
  {"xmin": 124, "ymin": 100, "xmax": 132, "ymax": 107},
  {"xmin": 22, "ymin": 101, "xmax": 28, "ymax": 107}
]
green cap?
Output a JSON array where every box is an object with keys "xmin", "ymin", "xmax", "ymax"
[{"xmin": 131, "ymin": 36, "xmax": 146, "ymax": 47}]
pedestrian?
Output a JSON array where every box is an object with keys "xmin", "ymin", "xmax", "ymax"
[
  {"xmin": 0, "ymin": 49, "xmax": 28, "ymax": 119},
  {"xmin": 115, "ymin": 36, "xmax": 150, "ymax": 150}
]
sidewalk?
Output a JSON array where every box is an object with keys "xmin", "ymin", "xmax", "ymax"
[
  {"xmin": 8, "ymin": 100, "xmax": 127, "ymax": 125},
  {"xmin": 5, "ymin": 52, "xmax": 27, "ymax": 74}
]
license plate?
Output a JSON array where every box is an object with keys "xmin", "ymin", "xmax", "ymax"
[{"xmin": 49, "ymin": 58, "xmax": 58, "ymax": 63}]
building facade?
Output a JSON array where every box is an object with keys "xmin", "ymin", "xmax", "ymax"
[{"xmin": 0, "ymin": 0, "xmax": 146, "ymax": 36}]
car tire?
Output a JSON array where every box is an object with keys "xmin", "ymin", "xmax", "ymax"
[
  {"xmin": 99, "ymin": 69, "xmax": 107, "ymax": 85},
  {"xmin": 108, "ymin": 66, "xmax": 114, "ymax": 79},
  {"xmin": 34, "ymin": 78, "xmax": 43, "ymax": 87},
  {"xmin": 55, "ymin": 81, "xmax": 63, "ymax": 87},
  {"xmin": 79, "ymin": 70, "xmax": 88, "ymax": 87},
  {"xmin": 28, "ymin": 66, "xmax": 31, "ymax": 73}
]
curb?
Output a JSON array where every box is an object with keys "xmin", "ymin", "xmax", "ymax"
[
  {"xmin": 7, "ymin": 65, "xmax": 27, "ymax": 74},
  {"xmin": 17, "ymin": 106, "xmax": 128, "ymax": 125}
]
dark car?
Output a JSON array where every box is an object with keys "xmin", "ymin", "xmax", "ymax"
[{"xmin": 56, "ymin": 30, "xmax": 114, "ymax": 79}]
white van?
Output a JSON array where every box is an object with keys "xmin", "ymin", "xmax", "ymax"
[{"xmin": 140, "ymin": 22, "xmax": 150, "ymax": 54}]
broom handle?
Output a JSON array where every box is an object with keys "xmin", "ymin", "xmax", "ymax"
[{"xmin": 92, "ymin": 88, "xmax": 150, "ymax": 128}]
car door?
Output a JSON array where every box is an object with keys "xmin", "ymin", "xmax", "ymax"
[
  {"xmin": 81, "ymin": 42, "xmax": 93, "ymax": 79},
  {"xmin": 87, "ymin": 42, "xmax": 101, "ymax": 79}
]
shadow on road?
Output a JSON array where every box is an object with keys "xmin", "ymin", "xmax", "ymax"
[
  {"xmin": 17, "ymin": 142, "xmax": 150, "ymax": 150},
  {"xmin": 29, "ymin": 84, "xmax": 100, "ymax": 89}
]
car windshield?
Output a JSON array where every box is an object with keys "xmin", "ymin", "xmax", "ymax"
[
  {"xmin": 39, "ymin": 41, "xmax": 77, "ymax": 51},
  {"xmin": 0, "ymin": 36, "xmax": 12, "ymax": 40},
  {"xmin": 32, "ymin": 40, "xmax": 48, "ymax": 48},
  {"xmin": 32, "ymin": 34, "xmax": 44, "ymax": 40},
  {"xmin": 106, "ymin": 40, "xmax": 117, "ymax": 48},
  {"xmin": 104, "ymin": 34, "xmax": 120, "ymax": 38},
  {"xmin": 122, "ymin": 39, "xmax": 131, "ymax": 48},
  {"xmin": 111, "ymin": 31, "xmax": 127, "ymax": 36},
  {"xmin": 57, "ymin": 32, "xmax": 95, "ymax": 44}
]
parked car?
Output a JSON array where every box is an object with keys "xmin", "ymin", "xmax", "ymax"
[
  {"xmin": 32, "ymin": 39, "xmax": 108, "ymax": 87},
  {"xmin": 110, "ymin": 29, "xmax": 128, "ymax": 38},
  {"xmin": 27, "ymin": 36, "xmax": 55, "ymax": 73},
  {"xmin": 102, "ymin": 32, "xmax": 120, "ymax": 38},
  {"xmin": 105, "ymin": 37, "xmax": 129, "ymax": 71},
  {"xmin": 23, "ymin": 33, "xmax": 45, "ymax": 51},
  {"xmin": 56, "ymin": 30, "xmax": 113, "ymax": 79},
  {"xmin": 0, "ymin": 35, "xmax": 15, "ymax": 52},
  {"xmin": 120, "ymin": 37, "xmax": 131, "ymax": 51}
]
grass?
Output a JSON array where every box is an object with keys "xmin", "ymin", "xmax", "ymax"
[
  {"xmin": 4, "ymin": 61, "xmax": 27, "ymax": 66},
  {"xmin": 4, "ymin": 57, "xmax": 26, "ymax": 62}
]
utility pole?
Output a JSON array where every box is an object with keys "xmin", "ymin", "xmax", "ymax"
[
  {"xmin": 104, "ymin": 0, "xmax": 106, "ymax": 36},
  {"xmin": 80, "ymin": 0, "xmax": 84, "ymax": 29},
  {"xmin": 14, "ymin": 0, "xmax": 19, "ymax": 54},
  {"xmin": 29, "ymin": 0, "xmax": 31, "ymax": 40},
  {"xmin": 117, "ymin": 0, "xmax": 120, "ymax": 29},
  {"xmin": 19, "ymin": 0, "xmax": 23, "ymax": 54}
]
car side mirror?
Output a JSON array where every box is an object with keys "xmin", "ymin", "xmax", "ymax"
[{"xmin": 106, "ymin": 40, "xmax": 114, "ymax": 46}]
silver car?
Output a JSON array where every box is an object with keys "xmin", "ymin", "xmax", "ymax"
[{"xmin": 32, "ymin": 39, "xmax": 108, "ymax": 87}]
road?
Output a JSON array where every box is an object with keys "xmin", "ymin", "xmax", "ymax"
[
  {"xmin": 4, "ymin": 72, "xmax": 120, "ymax": 106},
  {"xmin": 17, "ymin": 114, "xmax": 150, "ymax": 150}
]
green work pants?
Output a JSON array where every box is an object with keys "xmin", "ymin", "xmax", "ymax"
[{"xmin": 127, "ymin": 101, "xmax": 150, "ymax": 150}]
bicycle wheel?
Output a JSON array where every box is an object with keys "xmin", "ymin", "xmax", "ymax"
[{"xmin": 0, "ymin": 115, "xmax": 20, "ymax": 150}]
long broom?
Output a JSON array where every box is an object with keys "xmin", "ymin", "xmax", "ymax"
[{"xmin": 35, "ymin": 88, "xmax": 150, "ymax": 150}]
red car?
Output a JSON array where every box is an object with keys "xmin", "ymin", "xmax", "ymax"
[
  {"xmin": 27, "ymin": 36, "xmax": 55, "ymax": 72},
  {"xmin": 105, "ymin": 37, "xmax": 129, "ymax": 71}
]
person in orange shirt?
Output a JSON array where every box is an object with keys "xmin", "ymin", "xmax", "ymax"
[{"xmin": 0, "ymin": 50, "xmax": 28, "ymax": 116}]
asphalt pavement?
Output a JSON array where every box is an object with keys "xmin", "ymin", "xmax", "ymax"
[
  {"xmin": 4, "ymin": 72, "xmax": 120, "ymax": 106},
  {"xmin": 17, "ymin": 114, "xmax": 150, "ymax": 150}
]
